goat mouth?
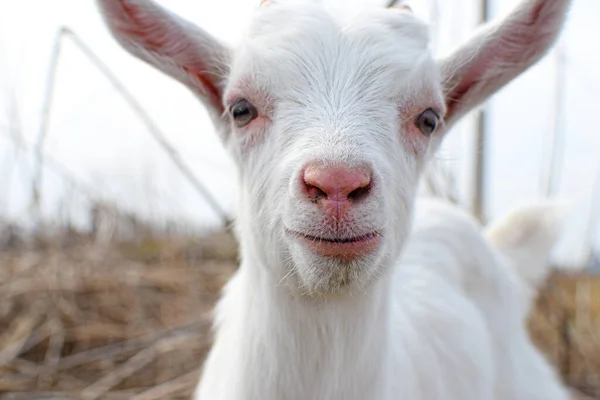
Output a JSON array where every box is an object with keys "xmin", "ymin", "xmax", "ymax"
[{"xmin": 288, "ymin": 230, "xmax": 382, "ymax": 261}]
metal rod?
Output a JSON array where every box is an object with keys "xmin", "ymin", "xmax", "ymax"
[
  {"xmin": 31, "ymin": 29, "xmax": 65, "ymax": 218},
  {"xmin": 584, "ymin": 162, "xmax": 600, "ymax": 267},
  {"xmin": 32, "ymin": 27, "xmax": 231, "ymax": 227},
  {"xmin": 540, "ymin": 44, "xmax": 567, "ymax": 197},
  {"xmin": 471, "ymin": 0, "xmax": 490, "ymax": 224}
]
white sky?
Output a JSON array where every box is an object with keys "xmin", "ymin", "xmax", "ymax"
[{"xmin": 0, "ymin": 0, "xmax": 599, "ymax": 265}]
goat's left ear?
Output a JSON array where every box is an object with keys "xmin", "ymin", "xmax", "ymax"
[
  {"xmin": 96, "ymin": 0, "xmax": 231, "ymax": 130},
  {"xmin": 439, "ymin": 0, "xmax": 572, "ymax": 127}
]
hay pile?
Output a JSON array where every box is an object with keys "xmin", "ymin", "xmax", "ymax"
[
  {"xmin": 0, "ymin": 231, "xmax": 237, "ymax": 399},
  {"xmin": 530, "ymin": 272, "xmax": 600, "ymax": 399},
  {"xmin": 0, "ymin": 229, "xmax": 598, "ymax": 399}
]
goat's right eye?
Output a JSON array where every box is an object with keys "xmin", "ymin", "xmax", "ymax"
[{"xmin": 231, "ymin": 99, "xmax": 258, "ymax": 128}]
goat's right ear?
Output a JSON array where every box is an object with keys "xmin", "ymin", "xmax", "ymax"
[{"xmin": 96, "ymin": 0, "xmax": 231, "ymax": 126}]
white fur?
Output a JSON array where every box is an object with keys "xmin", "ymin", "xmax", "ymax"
[
  {"xmin": 96, "ymin": 0, "xmax": 573, "ymax": 399},
  {"xmin": 485, "ymin": 201, "xmax": 569, "ymax": 315},
  {"xmin": 198, "ymin": 199, "xmax": 569, "ymax": 400}
]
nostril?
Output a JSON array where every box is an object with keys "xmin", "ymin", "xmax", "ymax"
[
  {"xmin": 305, "ymin": 183, "xmax": 327, "ymax": 202},
  {"xmin": 347, "ymin": 183, "xmax": 371, "ymax": 203}
]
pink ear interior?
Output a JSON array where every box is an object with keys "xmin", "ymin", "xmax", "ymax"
[
  {"xmin": 101, "ymin": 0, "xmax": 226, "ymax": 113},
  {"xmin": 442, "ymin": 0, "xmax": 569, "ymax": 123}
]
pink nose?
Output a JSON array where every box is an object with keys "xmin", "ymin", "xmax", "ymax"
[{"xmin": 302, "ymin": 164, "xmax": 372, "ymax": 217}]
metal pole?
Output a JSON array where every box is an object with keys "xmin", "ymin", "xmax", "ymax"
[
  {"xmin": 31, "ymin": 27, "xmax": 231, "ymax": 227},
  {"xmin": 64, "ymin": 29, "xmax": 231, "ymax": 226},
  {"xmin": 472, "ymin": 0, "xmax": 490, "ymax": 224},
  {"xmin": 583, "ymin": 162, "xmax": 600, "ymax": 268},
  {"xmin": 31, "ymin": 29, "xmax": 64, "ymax": 218},
  {"xmin": 540, "ymin": 44, "xmax": 567, "ymax": 197}
]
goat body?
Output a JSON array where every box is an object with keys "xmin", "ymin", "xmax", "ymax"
[{"xmin": 96, "ymin": 0, "xmax": 573, "ymax": 398}]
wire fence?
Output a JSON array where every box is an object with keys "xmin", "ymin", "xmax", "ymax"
[{"xmin": 28, "ymin": 27, "xmax": 231, "ymax": 228}]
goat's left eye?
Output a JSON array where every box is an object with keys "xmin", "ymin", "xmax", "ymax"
[
  {"xmin": 231, "ymin": 99, "xmax": 258, "ymax": 128},
  {"xmin": 415, "ymin": 108, "xmax": 440, "ymax": 136}
]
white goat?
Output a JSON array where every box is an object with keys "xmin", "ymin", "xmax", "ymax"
[{"xmin": 97, "ymin": 0, "xmax": 573, "ymax": 399}]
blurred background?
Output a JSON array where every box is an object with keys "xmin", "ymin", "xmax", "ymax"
[{"xmin": 0, "ymin": 0, "xmax": 598, "ymax": 399}]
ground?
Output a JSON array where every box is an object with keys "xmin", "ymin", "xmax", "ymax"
[{"xmin": 0, "ymin": 229, "xmax": 597, "ymax": 399}]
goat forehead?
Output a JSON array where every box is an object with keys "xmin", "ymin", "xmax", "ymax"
[
  {"xmin": 247, "ymin": 1, "xmax": 430, "ymax": 45},
  {"xmin": 228, "ymin": 2, "xmax": 435, "ymax": 102}
]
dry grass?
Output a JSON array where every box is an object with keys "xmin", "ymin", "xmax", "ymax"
[
  {"xmin": 0, "ymin": 230, "xmax": 598, "ymax": 399},
  {"xmin": 530, "ymin": 272, "xmax": 600, "ymax": 399},
  {"xmin": 0, "ymin": 231, "xmax": 237, "ymax": 399}
]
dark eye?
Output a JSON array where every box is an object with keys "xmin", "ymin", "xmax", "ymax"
[
  {"xmin": 415, "ymin": 108, "xmax": 440, "ymax": 136},
  {"xmin": 230, "ymin": 99, "xmax": 258, "ymax": 128}
]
